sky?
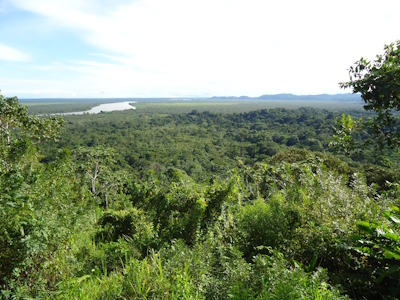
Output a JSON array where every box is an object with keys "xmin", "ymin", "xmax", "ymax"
[{"xmin": 0, "ymin": 0, "xmax": 400, "ymax": 98}]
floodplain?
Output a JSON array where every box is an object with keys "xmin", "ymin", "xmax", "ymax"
[{"xmin": 22, "ymin": 97, "xmax": 365, "ymax": 115}]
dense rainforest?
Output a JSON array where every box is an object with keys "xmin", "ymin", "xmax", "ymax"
[
  {"xmin": 2, "ymin": 41, "xmax": 400, "ymax": 299},
  {"xmin": 40, "ymin": 107, "xmax": 399, "ymax": 182},
  {"xmin": 1, "ymin": 94, "xmax": 400, "ymax": 299}
]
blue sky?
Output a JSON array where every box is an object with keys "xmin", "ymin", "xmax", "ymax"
[{"xmin": 1, "ymin": 0, "xmax": 400, "ymax": 98}]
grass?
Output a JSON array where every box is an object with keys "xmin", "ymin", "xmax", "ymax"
[
  {"xmin": 26, "ymin": 102, "xmax": 106, "ymax": 115},
  {"xmin": 21, "ymin": 99, "xmax": 126, "ymax": 115},
  {"xmin": 24, "ymin": 98, "xmax": 365, "ymax": 116},
  {"xmin": 24, "ymin": 102, "xmax": 73, "ymax": 106},
  {"xmin": 131, "ymin": 100, "xmax": 364, "ymax": 114}
]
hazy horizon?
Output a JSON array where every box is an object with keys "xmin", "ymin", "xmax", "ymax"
[{"xmin": 16, "ymin": 92, "xmax": 362, "ymax": 102}]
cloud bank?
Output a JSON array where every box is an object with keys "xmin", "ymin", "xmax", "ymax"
[
  {"xmin": 2, "ymin": 0, "xmax": 400, "ymax": 97},
  {"xmin": 0, "ymin": 44, "xmax": 30, "ymax": 62}
]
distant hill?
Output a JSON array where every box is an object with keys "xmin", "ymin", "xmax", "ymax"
[{"xmin": 211, "ymin": 93, "xmax": 362, "ymax": 101}]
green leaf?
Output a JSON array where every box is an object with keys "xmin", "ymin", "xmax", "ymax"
[
  {"xmin": 391, "ymin": 206, "xmax": 400, "ymax": 213},
  {"xmin": 357, "ymin": 221, "xmax": 374, "ymax": 234},
  {"xmin": 383, "ymin": 250, "xmax": 400, "ymax": 260},
  {"xmin": 383, "ymin": 232, "xmax": 400, "ymax": 243}
]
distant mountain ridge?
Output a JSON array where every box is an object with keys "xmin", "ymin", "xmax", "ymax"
[{"xmin": 211, "ymin": 93, "xmax": 362, "ymax": 101}]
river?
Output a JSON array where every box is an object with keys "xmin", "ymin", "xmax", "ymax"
[{"xmin": 52, "ymin": 101, "xmax": 136, "ymax": 115}]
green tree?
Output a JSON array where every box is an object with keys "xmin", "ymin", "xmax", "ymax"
[
  {"xmin": 338, "ymin": 42, "xmax": 400, "ymax": 298},
  {"xmin": 0, "ymin": 94, "xmax": 64, "ymax": 288},
  {"xmin": 329, "ymin": 114, "xmax": 361, "ymax": 157},
  {"xmin": 340, "ymin": 40, "xmax": 400, "ymax": 148},
  {"xmin": 0, "ymin": 94, "xmax": 64, "ymax": 171},
  {"xmin": 72, "ymin": 146, "xmax": 127, "ymax": 209}
]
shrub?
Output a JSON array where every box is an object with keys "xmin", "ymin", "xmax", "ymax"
[
  {"xmin": 95, "ymin": 208, "xmax": 155, "ymax": 253},
  {"xmin": 236, "ymin": 196, "xmax": 300, "ymax": 260}
]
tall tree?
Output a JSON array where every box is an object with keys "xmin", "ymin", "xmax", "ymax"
[
  {"xmin": 340, "ymin": 40, "xmax": 400, "ymax": 148},
  {"xmin": 0, "ymin": 94, "xmax": 64, "ymax": 171},
  {"xmin": 0, "ymin": 94, "xmax": 64, "ymax": 286}
]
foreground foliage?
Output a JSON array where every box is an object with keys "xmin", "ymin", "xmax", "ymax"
[{"xmin": 340, "ymin": 40, "xmax": 400, "ymax": 149}]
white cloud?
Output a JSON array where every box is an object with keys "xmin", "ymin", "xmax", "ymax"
[
  {"xmin": 0, "ymin": 44, "xmax": 30, "ymax": 61},
  {"xmin": 4, "ymin": 0, "xmax": 400, "ymax": 96}
]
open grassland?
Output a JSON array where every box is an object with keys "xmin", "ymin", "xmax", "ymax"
[
  {"xmin": 24, "ymin": 101, "xmax": 113, "ymax": 115},
  {"xmin": 24, "ymin": 98, "xmax": 365, "ymax": 115},
  {"xmin": 26, "ymin": 103, "xmax": 98, "ymax": 115},
  {"xmin": 134, "ymin": 100, "xmax": 364, "ymax": 114},
  {"xmin": 24, "ymin": 102, "xmax": 72, "ymax": 106},
  {"xmin": 21, "ymin": 98, "xmax": 124, "ymax": 115}
]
